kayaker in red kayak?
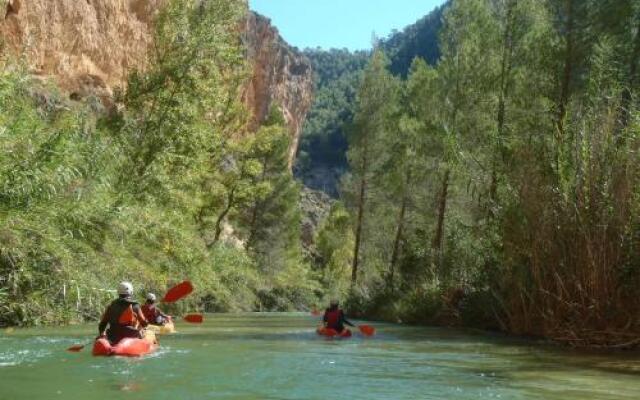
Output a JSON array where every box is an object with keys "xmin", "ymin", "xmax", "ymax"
[
  {"xmin": 97, "ymin": 282, "xmax": 149, "ymax": 344},
  {"xmin": 323, "ymin": 299, "xmax": 355, "ymax": 334},
  {"xmin": 141, "ymin": 293, "xmax": 171, "ymax": 326}
]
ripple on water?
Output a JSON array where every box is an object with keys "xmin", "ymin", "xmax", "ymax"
[
  {"xmin": 0, "ymin": 361, "xmax": 18, "ymax": 367},
  {"xmin": 31, "ymin": 336, "xmax": 77, "ymax": 345},
  {"xmin": 1, "ymin": 315, "xmax": 640, "ymax": 400},
  {"xmin": 0, "ymin": 348, "xmax": 52, "ymax": 368}
]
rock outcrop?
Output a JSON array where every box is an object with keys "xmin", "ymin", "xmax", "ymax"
[
  {"xmin": 242, "ymin": 12, "xmax": 313, "ymax": 167},
  {"xmin": 0, "ymin": 0, "xmax": 160, "ymax": 101},
  {"xmin": 0, "ymin": 1, "xmax": 313, "ymax": 164}
]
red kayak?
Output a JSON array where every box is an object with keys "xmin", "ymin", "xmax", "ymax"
[
  {"xmin": 92, "ymin": 331, "xmax": 158, "ymax": 357},
  {"xmin": 316, "ymin": 326, "xmax": 352, "ymax": 338}
]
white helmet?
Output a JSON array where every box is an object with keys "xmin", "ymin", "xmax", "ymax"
[
  {"xmin": 146, "ymin": 293, "xmax": 157, "ymax": 302},
  {"xmin": 117, "ymin": 281, "xmax": 133, "ymax": 296}
]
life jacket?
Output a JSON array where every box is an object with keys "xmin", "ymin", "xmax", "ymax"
[
  {"xmin": 107, "ymin": 298, "xmax": 140, "ymax": 328},
  {"xmin": 141, "ymin": 304, "xmax": 158, "ymax": 322},
  {"xmin": 325, "ymin": 308, "xmax": 341, "ymax": 329},
  {"xmin": 101, "ymin": 298, "xmax": 144, "ymax": 344},
  {"xmin": 118, "ymin": 304, "xmax": 138, "ymax": 326}
]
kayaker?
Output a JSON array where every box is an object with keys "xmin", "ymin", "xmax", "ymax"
[
  {"xmin": 97, "ymin": 281, "xmax": 148, "ymax": 344},
  {"xmin": 141, "ymin": 293, "xmax": 171, "ymax": 326},
  {"xmin": 323, "ymin": 299, "xmax": 355, "ymax": 333}
]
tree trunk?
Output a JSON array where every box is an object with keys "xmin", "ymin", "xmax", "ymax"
[
  {"xmin": 491, "ymin": 0, "xmax": 516, "ymax": 206},
  {"xmin": 210, "ymin": 187, "xmax": 236, "ymax": 247},
  {"xmin": 247, "ymin": 156, "xmax": 269, "ymax": 248},
  {"xmin": 351, "ymin": 139, "xmax": 369, "ymax": 286},
  {"xmin": 389, "ymin": 191, "xmax": 408, "ymax": 288},
  {"xmin": 432, "ymin": 169, "xmax": 450, "ymax": 269},
  {"xmin": 246, "ymin": 201, "xmax": 260, "ymax": 249}
]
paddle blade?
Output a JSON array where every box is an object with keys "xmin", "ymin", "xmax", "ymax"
[
  {"xmin": 162, "ymin": 281, "xmax": 193, "ymax": 303},
  {"xmin": 359, "ymin": 325, "xmax": 376, "ymax": 337},
  {"xmin": 67, "ymin": 344, "xmax": 85, "ymax": 352},
  {"xmin": 184, "ymin": 314, "xmax": 203, "ymax": 324},
  {"xmin": 310, "ymin": 309, "xmax": 322, "ymax": 316}
]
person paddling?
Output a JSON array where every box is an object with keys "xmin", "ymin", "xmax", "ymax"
[
  {"xmin": 97, "ymin": 282, "xmax": 148, "ymax": 344},
  {"xmin": 323, "ymin": 299, "xmax": 355, "ymax": 334},
  {"xmin": 141, "ymin": 293, "xmax": 171, "ymax": 326}
]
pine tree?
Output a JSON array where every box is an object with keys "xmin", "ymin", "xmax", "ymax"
[{"xmin": 346, "ymin": 50, "xmax": 397, "ymax": 286}]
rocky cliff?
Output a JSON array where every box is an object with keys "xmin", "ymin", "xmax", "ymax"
[
  {"xmin": 0, "ymin": 0, "xmax": 313, "ymax": 165},
  {"xmin": 0, "ymin": 0, "xmax": 160, "ymax": 101},
  {"xmin": 242, "ymin": 12, "xmax": 313, "ymax": 167}
]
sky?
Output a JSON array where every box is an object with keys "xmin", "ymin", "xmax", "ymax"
[{"xmin": 249, "ymin": 0, "xmax": 446, "ymax": 51}]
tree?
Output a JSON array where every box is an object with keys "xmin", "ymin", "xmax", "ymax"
[
  {"xmin": 432, "ymin": 0, "xmax": 498, "ymax": 269},
  {"xmin": 382, "ymin": 59, "xmax": 439, "ymax": 288},
  {"xmin": 114, "ymin": 0, "xmax": 246, "ymax": 196},
  {"xmin": 316, "ymin": 204, "xmax": 355, "ymax": 299},
  {"xmin": 346, "ymin": 50, "xmax": 398, "ymax": 286}
]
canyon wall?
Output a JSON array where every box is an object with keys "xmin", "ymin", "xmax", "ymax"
[
  {"xmin": 0, "ymin": 0, "xmax": 312, "ymax": 165},
  {"xmin": 0, "ymin": 0, "xmax": 160, "ymax": 101},
  {"xmin": 242, "ymin": 12, "xmax": 313, "ymax": 166}
]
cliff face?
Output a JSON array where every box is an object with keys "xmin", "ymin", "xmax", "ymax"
[
  {"xmin": 242, "ymin": 12, "xmax": 313, "ymax": 167},
  {"xmin": 0, "ymin": 1, "xmax": 313, "ymax": 164},
  {"xmin": 0, "ymin": 0, "xmax": 160, "ymax": 101}
]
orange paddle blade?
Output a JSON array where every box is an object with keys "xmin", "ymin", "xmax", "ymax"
[
  {"xmin": 359, "ymin": 325, "xmax": 376, "ymax": 336},
  {"xmin": 162, "ymin": 281, "xmax": 193, "ymax": 303},
  {"xmin": 67, "ymin": 344, "xmax": 85, "ymax": 352},
  {"xmin": 184, "ymin": 314, "xmax": 203, "ymax": 323}
]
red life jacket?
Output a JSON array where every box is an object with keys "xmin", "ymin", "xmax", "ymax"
[
  {"xmin": 141, "ymin": 304, "xmax": 157, "ymax": 322},
  {"xmin": 325, "ymin": 308, "xmax": 341, "ymax": 328},
  {"xmin": 118, "ymin": 304, "xmax": 138, "ymax": 326}
]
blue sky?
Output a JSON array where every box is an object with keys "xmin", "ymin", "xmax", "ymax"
[{"xmin": 249, "ymin": 0, "xmax": 446, "ymax": 51}]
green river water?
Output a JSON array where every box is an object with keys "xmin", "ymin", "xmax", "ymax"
[{"xmin": 1, "ymin": 313, "xmax": 639, "ymax": 399}]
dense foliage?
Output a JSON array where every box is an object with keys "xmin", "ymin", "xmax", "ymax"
[
  {"xmin": 382, "ymin": 2, "xmax": 447, "ymax": 75},
  {"xmin": 0, "ymin": 0, "xmax": 318, "ymax": 326},
  {"xmin": 324, "ymin": 0, "xmax": 640, "ymax": 348},
  {"xmin": 295, "ymin": 49, "xmax": 369, "ymax": 195},
  {"xmin": 296, "ymin": 5, "xmax": 445, "ymax": 194}
]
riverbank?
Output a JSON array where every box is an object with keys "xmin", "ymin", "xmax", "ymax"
[{"xmin": 349, "ymin": 290, "xmax": 640, "ymax": 352}]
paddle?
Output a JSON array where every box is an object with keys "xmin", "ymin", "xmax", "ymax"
[
  {"xmin": 67, "ymin": 344, "xmax": 87, "ymax": 352},
  {"xmin": 358, "ymin": 324, "xmax": 376, "ymax": 337},
  {"xmin": 67, "ymin": 281, "xmax": 194, "ymax": 352},
  {"xmin": 183, "ymin": 314, "xmax": 204, "ymax": 323},
  {"xmin": 67, "ymin": 335, "xmax": 105, "ymax": 353},
  {"xmin": 162, "ymin": 281, "xmax": 193, "ymax": 303}
]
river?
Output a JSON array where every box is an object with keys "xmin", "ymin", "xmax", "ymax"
[{"xmin": 1, "ymin": 313, "xmax": 639, "ymax": 399}]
